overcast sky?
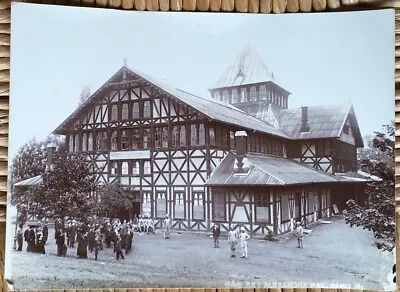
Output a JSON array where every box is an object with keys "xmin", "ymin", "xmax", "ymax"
[{"xmin": 9, "ymin": 4, "xmax": 395, "ymax": 160}]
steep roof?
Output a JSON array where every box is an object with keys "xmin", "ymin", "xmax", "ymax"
[
  {"xmin": 53, "ymin": 67, "xmax": 289, "ymax": 139},
  {"xmin": 279, "ymin": 103, "xmax": 364, "ymax": 147},
  {"xmin": 210, "ymin": 45, "xmax": 289, "ymax": 93},
  {"xmin": 205, "ymin": 152, "xmax": 359, "ymax": 186}
]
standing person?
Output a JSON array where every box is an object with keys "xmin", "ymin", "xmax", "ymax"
[
  {"xmin": 69, "ymin": 221, "xmax": 77, "ymax": 248},
  {"xmin": 77, "ymin": 232, "xmax": 88, "ymax": 259},
  {"xmin": 114, "ymin": 236, "xmax": 124, "ymax": 260},
  {"xmin": 27, "ymin": 226, "xmax": 36, "ymax": 253},
  {"xmin": 211, "ymin": 223, "xmax": 220, "ymax": 248},
  {"xmin": 88, "ymin": 227, "xmax": 95, "ymax": 253},
  {"xmin": 238, "ymin": 228, "xmax": 250, "ymax": 259},
  {"xmin": 228, "ymin": 227, "xmax": 237, "ymax": 258},
  {"xmin": 55, "ymin": 228, "xmax": 66, "ymax": 257},
  {"xmin": 42, "ymin": 221, "xmax": 49, "ymax": 245},
  {"xmin": 164, "ymin": 214, "xmax": 171, "ymax": 239},
  {"xmin": 94, "ymin": 227, "xmax": 101, "ymax": 261},
  {"xmin": 16, "ymin": 223, "xmax": 23, "ymax": 251},
  {"xmin": 295, "ymin": 221, "xmax": 304, "ymax": 248}
]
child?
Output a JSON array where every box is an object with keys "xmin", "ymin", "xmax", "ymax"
[
  {"xmin": 164, "ymin": 214, "xmax": 171, "ymax": 239},
  {"xmin": 211, "ymin": 223, "xmax": 220, "ymax": 248},
  {"xmin": 295, "ymin": 221, "xmax": 303, "ymax": 248},
  {"xmin": 238, "ymin": 228, "xmax": 250, "ymax": 259}
]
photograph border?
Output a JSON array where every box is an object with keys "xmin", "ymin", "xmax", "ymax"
[{"xmin": 0, "ymin": 1, "xmax": 398, "ymax": 292}]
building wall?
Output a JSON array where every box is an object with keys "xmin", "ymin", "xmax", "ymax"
[{"xmin": 210, "ymin": 185, "xmax": 333, "ymax": 237}]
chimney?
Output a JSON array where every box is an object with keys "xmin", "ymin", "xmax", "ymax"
[
  {"xmin": 301, "ymin": 106, "xmax": 310, "ymax": 132},
  {"xmin": 45, "ymin": 142, "xmax": 57, "ymax": 172},
  {"xmin": 234, "ymin": 131, "xmax": 247, "ymax": 173}
]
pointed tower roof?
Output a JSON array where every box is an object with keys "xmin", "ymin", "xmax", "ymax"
[{"xmin": 211, "ymin": 45, "xmax": 278, "ymax": 90}]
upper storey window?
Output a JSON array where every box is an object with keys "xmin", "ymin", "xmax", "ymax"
[
  {"xmin": 143, "ymin": 101, "xmax": 151, "ymax": 118},
  {"xmin": 249, "ymin": 86, "xmax": 257, "ymax": 102},
  {"xmin": 121, "ymin": 103, "xmax": 129, "ymax": 120},
  {"xmin": 231, "ymin": 88, "xmax": 240, "ymax": 104},
  {"xmin": 111, "ymin": 131, "xmax": 118, "ymax": 150},
  {"xmin": 213, "ymin": 91, "xmax": 221, "ymax": 101},
  {"xmin": 240, "ymin": 87, "xmax": 248, "ymax": 103},
  {"xmin": 259, "ymin": 85, "xmax": 267, "ymax": 101},
  {"xmin": 111, "ymin": 104, "xmax": 118, "ymax": 121},
  {"xmin": 222, "ymin": 90, "xmax": 230, "ymax": 103},
  {"xmin": 132, "ymin": 102, "xmax": 140, "ymax": 119}
]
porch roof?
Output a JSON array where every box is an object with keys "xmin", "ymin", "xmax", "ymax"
[
  {"xmin": 13, "ymin": 175, "xmax": 43, "ymax": 187},
  {"xmin": 205, "ymin": 152, "xmax": 359, "ymax": 187}
]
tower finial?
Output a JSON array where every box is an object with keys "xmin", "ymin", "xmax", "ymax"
[{"xmin": 123, "ymin": 58, "xmax": 128, "ymax": 67}]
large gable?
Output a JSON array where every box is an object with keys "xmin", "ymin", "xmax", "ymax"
[
  {"xmin": 54, "ymin": 66, "xmax": 289, "ymax": 139},
  {"xmin": 279, "ymin": 103, "xmax": 364, "ymax": 147}
]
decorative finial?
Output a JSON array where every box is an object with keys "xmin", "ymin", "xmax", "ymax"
[{"xmin": 123, "ymin": 58, "xmax": 128, "ymax": 67}]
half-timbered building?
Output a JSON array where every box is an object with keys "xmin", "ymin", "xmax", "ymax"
[{"xmin": 44, "ymin": 46, "xmax": 371, "ymax": 236}]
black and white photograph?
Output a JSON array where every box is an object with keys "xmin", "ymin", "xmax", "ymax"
[{"xmin": 5, "ymin": 4, "xmax": 396, "ymax": 290}]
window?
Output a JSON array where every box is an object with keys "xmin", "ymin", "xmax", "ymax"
[
  {"xmin": 143, "ymin": 128, "xmax": 150, "ymax": 149},
  {"xmin": 172, "ymin": 126, "xmax": 179, "ymax": 147},
  {"xmin": 143, "ymin": 101, "xmax": 151, "ymax": 118},
  {"xmin": 143, "ymin": 192, "xmax": 151, "ymax": 205},
  {"xmin": 193, "ymin": 191, "xmax": 204, "ymax": 220},
  {"xmin": 174, "ymin": 192, "xmax": 185, "ymax": 219},
  {"xmin": 191, "ymin": 124, "xmax": 198, "ymax": 146},
  {"xmin": 343, "ymin": 122, "xmax": 350, "ymax": 135},
  {"xmin": 74, "ymin": 134, "xmax": 80, "ymax": 152},
  {"xmin": 143, "ymin": 161, "xmax": 151, "ymax": 175},
  {"xmin": 240, "ymin": 87, "xmax": 248, "ymax": 103},
  {"xmin": 213, "ymin": 91, "xmax": 220, "ymax": 100},
  {"xmin": 82, "ymin": 133, "xmax": 87, "ymax": 152},
  {"xmin": 255, "ymin": 193, "xmax": 270, "ymax": 223},
  {"xmin": 155, "ymin": 128, "xmax": 163, "ymax": 148},
  {"xmin": 281, "ymin": 194, "xmax": 289, "ymax": 222},
  {"xmin": 111, "ymin": 131, "xmax": 118, "ymax": 150},
  {"xmin": 121, "ymin": 130, "xmax": 129, "ymax": 150},
  {"xmin": 131, "ymin": 161, "xmax": 140, "ymax": 175},
  {"xmin": 231, "ymin": 88, "xmax": 240, "ymax": 103},
  {"xmin": 110, "ymin": 161, "xmax": 118, "ymax": 176},
  {"xmin": 221, "ymin": 128, "xmax": 228, "ymax": 147},
  {"xmin": 162, "ymin": 127, "xmax": 168, "ymax": 148},
  {"xmin": 111, "ymin": 104, "xmax": 118, "ymax": 121},
  {"xmin": 250, "ymin": 86, "xmax": 257, "ymax": 101},
  {"xmin": 96, "ymin": 132, "xmax": 107, "ymax": 151},
  {"xmin": 209, "ymin": 127, "xmax": 216, "ymax": 146},
  {"xmin": 121, "ymin": 103, "xmax": 129, "ymax": 120},
  {"xmin": 212, "ymin": 191, "xmax": 225, "ymax": 221},
  {"xmin": 156, "ymin": 192, "xmax": 167, "ymax": 218},
  {"xmin": 222, "ymin": 90, "xmax": 230, "ymax": 103},
  {"xmin": 132, "ymin": 129, "xmax": 139, "ymax": 149},
  {"xmin": 198, "ymin": 124, "xmax": 205, "ymax": 146},
  {"xmin": 180, "ymin": 125, "xmax": 186, "ymax": 146},
  {"xmin": 132, "ymin": 102, "xmax": 140, "ymax": 118},
  {"xmin": 121, "ymin": 161, "xmax": 129, "ymax": 175},
  {"xmin": 259, "ymin": 84, "xmax": 267, "ymax": 100},
  {"xmin": 69, "ymin": 136, "xmax": 73, "ymax": 152},
  {"xmin": 88, "ymin": 133, "xmax": 93, "ymax": 151}
]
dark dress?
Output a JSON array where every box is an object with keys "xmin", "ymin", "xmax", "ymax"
[
  {"xmin": 77, "ymin": 234, "xmax": 88, "ymax": 259},
  {"xmin": 55, "ymin": 231, "xmax": 66, "ymax": 256},
  {"xmin": 42, "ymin": 225, "xmax": 49, "ymax": 243},
  {"xmin": 27, "ymin": 229, "xmax": 36, "ymax": 252}
]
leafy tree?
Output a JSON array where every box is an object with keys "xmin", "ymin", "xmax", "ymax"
[
  {"xmin": 345, "ymin": 122, "xmax": 395, "ymax": 252},
  {"xmin": 27, "ymin": 148, "xmax": 98, "ymax": 225},
  {"xmin": 10, "ymin": 134, "xmax": 64, "ymax": 208},
  {"xmin": 95, "ymin": 183, "xmax": 135, "ymax": 221}
]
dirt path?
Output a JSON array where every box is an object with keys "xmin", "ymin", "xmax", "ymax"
[{"xmin": 8, "ymin": 218, "xmax": 394, "ymax": 290}]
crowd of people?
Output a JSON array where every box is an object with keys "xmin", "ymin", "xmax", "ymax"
[
  {"xmin": 16, "ymin": 215, "xmax": 303, "ymax": 261},
  {"xmin": 15, "ymin": 214, "xmax": 168, "ymax": 261}
]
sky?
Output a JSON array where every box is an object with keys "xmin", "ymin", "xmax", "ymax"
[{"xmin": 8, "ymin": 4, "xmax": 395, "ymax": 161}]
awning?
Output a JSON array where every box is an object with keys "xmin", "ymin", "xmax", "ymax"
[
  {"xmin": 205, "ymin": 152, "xmax": 364, "ymax": 187},
  {"xmin": 14, "ymin": 175, "xmax": 43, "ymax": 187}
]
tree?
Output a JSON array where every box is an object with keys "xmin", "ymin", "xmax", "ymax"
[
  {"xmin": 27, "ymin": 148, "xmax": 98, "ymax": 225},
  {"xmin": 78, "ymin": 85, "xmax": 91, "ymax": 106},
  {"xmin": 344, "ymin": 122, "xmax": 395, "ymax": 252},
  {"xmin": 95, "ymin": 183, "xmax": 135, "ymax": 221},
  {"xmin": 10, "ymin": 134, "xmax": 64, "ymax": 208}
]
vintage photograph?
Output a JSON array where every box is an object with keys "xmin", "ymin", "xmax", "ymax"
[{"xmin": 5, "ymin": 4, "xmax": 396, "ymax": 290}]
